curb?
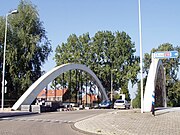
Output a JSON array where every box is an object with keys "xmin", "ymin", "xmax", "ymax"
[
  {"xmin": 0, "ymin": 112, "xmax": 38, "ymax": 118},
  {"xmin": 71, "ymin": 110, "xmax": 112, "ymax": 135},
  {"xmin": 71, "ymin": 123, "xmax": 99, "ymax": 135}
]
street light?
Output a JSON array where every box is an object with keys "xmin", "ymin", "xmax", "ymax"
[
  {"xmin": 110, "ymin": 69, "xmax": 117, "ymax": 102},
  {"xmin": 1, "ymin": 9, "xmax": 18, "ymax": 110},
  {"xmin": 138, "ymin": 0, "xmax": 144, "ymax": 113}
]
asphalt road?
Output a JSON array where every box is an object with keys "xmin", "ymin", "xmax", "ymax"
[{"xmin": 0, "ymin": 109, "xmax": 113, "ymax": 135}]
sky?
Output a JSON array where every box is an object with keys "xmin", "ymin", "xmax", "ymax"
[{"xmin": 1, "ymin": 0, "xmax": 180, "ymax": 99}]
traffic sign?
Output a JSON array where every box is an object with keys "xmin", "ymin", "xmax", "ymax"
[
  {"xmin": 5, "ymin": 80, "xmax": 7, "ymax": 85},
  {"xmin": 154, "ymin": 51, "xmax": 178, "ymax": 59}
]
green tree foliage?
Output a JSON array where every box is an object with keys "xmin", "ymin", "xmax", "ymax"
[
  {"xmin": 132, "ymin": 78, "xmax": 146, "ymax": 108},
  {"xmin": 0, "ymin": 0, "xmax": 52, "ymax": 100},
  {"xmin": 120, "ymin": 84, "xmax": 131, "ymax": 101},
  {"xmin": 55, "ymin": 31, "xmax": 140, "ymax": 101},
  {"xmin": 168, "ymin": 81, "xmax": 180, "ymax": 106},
  {"xmin": 132, "ymin": 82, "xmax": 141, "ymax": 108},
  {"xmin": 113, "ymin": 93, "xmax": 120, "ymax": 100}
]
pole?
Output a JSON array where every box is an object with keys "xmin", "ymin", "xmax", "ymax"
[
  {"xmin": 54, "ymin": 79, "xmax": 57, "ymax": 101},
  {"xmin": 75, "ymin": 69, "xmax": 78, "ymax": 103},
  {"xmin": 45, "ymin": 85, "xmax": 48, "ymax": 101},
  {"xmin": 164, "ymin": 67, "xmax": 167, "ymax": 108},
  {"xmin": 138, "ymin": 0, "xmax": 144, "ymax": 113},
  {"xmin": 62, "ymin": 61, "xmax": 64, "ymax": 102},
  {"xmin": 97, "ymin": 86, "xmax": 100, "ymax": 105},
  {"xmin": 77, "ymin": 70, "xmax": 80, "ymax": 104},
  {"xmin": 62, "ymin": 73, "xmax": 64, "ymax": 102},
  {"xmin": 110, "ymin": 70, "xmax": 113, "ymax": 102},
  {"xmin": 80, "ymin": 71, "xmax": 83, "ymax": 105},
  {"xmin": 69, "ymin": 70, "xmax": 71, "ymax": 106},
  {"xmin": 1, "ymin": 14, "xmax": 8, "ymax": 110},
  {"xmin": 1, "ymin": 10, "xmax": 18, "ymax": 110},
  {"xmin": 86, "ymin": 72, "xmax": 87, "ymax": 106}
]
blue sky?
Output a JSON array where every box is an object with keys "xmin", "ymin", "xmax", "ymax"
[{"xmin": 1, "ymin": 0, "xmax": 180, "ymax": 98}]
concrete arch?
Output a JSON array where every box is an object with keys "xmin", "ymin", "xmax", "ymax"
[
  {"xmin": 143, "ymin": 59, "xmax": 166, "ymax": 112},
  {"xmin": 12, "ymin": 63, "xmax": 108, "ymax": 110}
]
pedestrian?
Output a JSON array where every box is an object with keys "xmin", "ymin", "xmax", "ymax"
[
  {"xmin": 151, "ymin": 101, "xmax": 155, "ymax": 116},
  {"xmin": 151, "ymin": 92, "xmax": 155, "ymax": 116}
]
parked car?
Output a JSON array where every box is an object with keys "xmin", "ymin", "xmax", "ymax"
[
  {"xmin": 99, "ymin": 100, "xmax": 113, "ymax": 109},
  {"xmin": 114, "ymin": 99, "xmax": 130, "ymax": 109}
]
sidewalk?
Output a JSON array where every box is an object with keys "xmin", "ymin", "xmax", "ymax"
[
  {"xmin": 75, "ymin": 108, "xmax": 180, "ymax": 135},
  {"xmin": 0, "ymin": 108, "xmax": 38, "ymax": 118}
]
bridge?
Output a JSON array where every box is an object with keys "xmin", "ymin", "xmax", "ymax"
[
  {"xmin": 12, "ymin": 63, "xmax": 108, "ymax": 110},
  {"xmin": 144, "ymin": 58, "xmax": 166, "ymax": 112},
  {"xmin": 12, "ymin": 60, "xmax": 167, "ymax": 112}
]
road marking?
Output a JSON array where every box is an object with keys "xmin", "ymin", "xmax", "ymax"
[
  {"xmin": 1, "ymin": 117, "xmax": 13, "ymax": 120},
  {"xmin": 1, "ymin": 117, "xmax": 74, "ymax": 124}
]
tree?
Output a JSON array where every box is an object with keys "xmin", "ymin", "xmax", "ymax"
[
  {"xmin": 132, "ymin": 78, "xmax": 146, "ymax": 108},
  {"xmin": 168, "ymin": 81, "xmax": 180, "ymax": 106},
  {"xmin": 132, "ymin": 82, "xmax": 141, "ymax": 108},
  {"xmin": 0, "ymin": 0, "xmax": 52, "ymax": 100},
  {"xmin": 55, "ymin": 31, "xmax": 140, "ymax": 101},
  {"xmin": 120, "ymin": 84, "xmax": 131, "ymax": 101},
  {"xmin": 54, "ymin": 33, "xmax": 91, "ymax": 101}
]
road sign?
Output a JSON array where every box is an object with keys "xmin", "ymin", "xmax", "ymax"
[
  {"xmin": 5, "ymin": 80, "xmax": 7, "ymax": 85},
  {"xmin": 154, "ymin": 51, "xmax": 178, "ymax": 59}
]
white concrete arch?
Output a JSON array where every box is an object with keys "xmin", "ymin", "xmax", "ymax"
[
  {"xmin": 12, "ymin": 63, "xmax": 108, "ymax": 110},
  {"xmin": 143, "ymin": 59, "xmax": 166, "ymax": 112}
]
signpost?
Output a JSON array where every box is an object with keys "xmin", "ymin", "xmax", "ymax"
[{"xmin": 154, "ymin": 51, "xmax": 178, "ymax": 59}]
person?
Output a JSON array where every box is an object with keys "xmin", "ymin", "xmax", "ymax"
[
  {"xmin": 151, "ymin": 101, "xmax": 155, "ymax": 116},
  {"xmin": 151, "ymin": 92, "xmax": 155, "ymax": 116}
]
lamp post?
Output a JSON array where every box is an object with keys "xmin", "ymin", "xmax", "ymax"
[
  {"xmin": 110, "ymin": 71, "xmax": 113, "ymax": 102},
  {"xmin": 138, "ymin": 0, "xmax": 144, "ymax": 113},
  {"xmin": 110, "ymin": 69, "xmax": 117, "ymax": 102},
  {"xmin": 1, "ymin": 9, "xmax": 18, "ymax": 110}
]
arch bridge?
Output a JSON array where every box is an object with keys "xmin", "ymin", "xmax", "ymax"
[
  {"xmin": 144, "ymin": 59, "xmax": 166, "ymax": 112},
  {"xmin": 12, "ymin": 63, "xmax": 108, "ymax": 110}
]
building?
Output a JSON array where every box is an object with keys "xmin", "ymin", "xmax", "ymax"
[
  {"xmin": 37, "ymin": 89, "xmax": 98, "ymax": 105},
  {"xmin": 82, "ymin": 94, "xmax": 98, "ymax": 105},
  {"xmin": 37, "ymin": 88, "xmax": 67, "ymax": 101}
]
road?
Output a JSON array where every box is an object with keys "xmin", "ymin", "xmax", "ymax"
[{"xmin": 0, "ymin": 109, "xmax": 113, "ymax": 135}]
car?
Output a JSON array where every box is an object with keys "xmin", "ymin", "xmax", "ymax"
[
  {"xmin": 99, "ymin": 100, "xmax": 113, "ymax": 109},
  {"xmin": 113, "ymin": 99, "xmax": 130, "ymax": 109}
]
